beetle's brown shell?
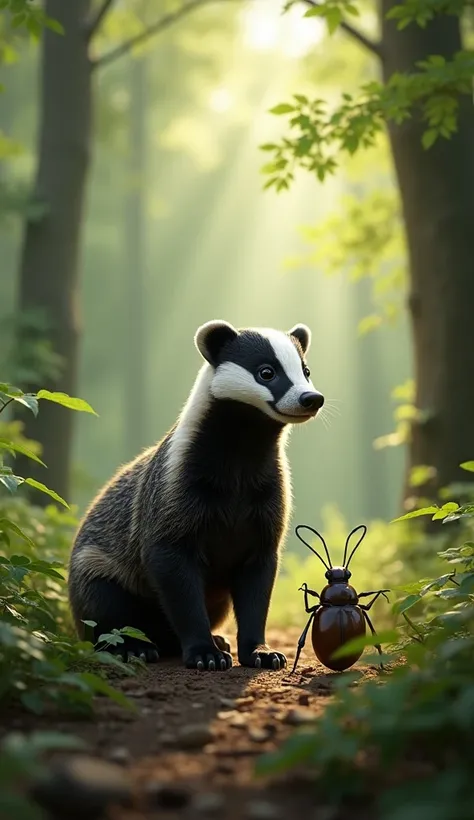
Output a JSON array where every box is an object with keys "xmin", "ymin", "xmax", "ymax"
[{"xmin": 311, "ymin": 604, "xmax": 366, "ymax": 672}]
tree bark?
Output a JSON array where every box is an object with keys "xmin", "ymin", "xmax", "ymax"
[
  {"xmin": 123, "ymin": 55, "xmax": 148, "ymax": 459},
  {"xmin": 380, "ymin": 2, "xmax": 474, "ymax": 505},
  {"xmin": 14, "ymin": 0, "xmax": 92, "ymax": 503}
]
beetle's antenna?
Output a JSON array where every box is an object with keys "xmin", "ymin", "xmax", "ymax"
[
  {"xmin": 344, "ymin": 524, "xmax": 367, "ymax": 568},
  {"xmin": 295, "ymin": 525, "xmax": 332, "ymax": 569}
]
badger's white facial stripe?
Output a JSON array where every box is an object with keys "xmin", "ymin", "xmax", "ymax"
[
  {"xmin": 257, "ymin": 329, "xmax": 308, "ymax": 387},
  {"xmin": 211, "ymin": 362, "xmax": 273, "ymax": 410},
  {"xmin": 255, "ymin": 328, "xmax": 318, "ymax": 418}
]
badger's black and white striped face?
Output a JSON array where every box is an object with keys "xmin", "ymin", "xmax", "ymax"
[{"xmin": 194, "ymin": 320, "xmax": 324, "ymax": 425}]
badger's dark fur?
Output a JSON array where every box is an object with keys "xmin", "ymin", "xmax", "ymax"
[{"xmin": 68, "ymin": 320, "xmax": 324, "ymax": 671}]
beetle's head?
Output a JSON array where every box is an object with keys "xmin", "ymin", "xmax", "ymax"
[{"xmin": 325, "ymin": 566, "xmax": 351, "ymax": 583}]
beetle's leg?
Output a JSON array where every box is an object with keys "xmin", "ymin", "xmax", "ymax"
[
  {"xmin": 358, "ymin": 589, "xmax": 390, "ymax": 610},
  {"xmin": 290, "ymin": 608, "xmax": 317, "ymax": 675},
  {"xmin": 299, "ymin": 583, "xmax": 320, "ymax": 613},
  {"xmin": 362, "ymin": 610, "xmax": 384, "ymax": 671}
]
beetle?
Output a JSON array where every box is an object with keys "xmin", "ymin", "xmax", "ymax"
[{"xmin": 290, "ymin": 523, "xmax": 390, "ymax": 674}]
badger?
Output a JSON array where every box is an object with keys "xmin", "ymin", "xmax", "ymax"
[{"xmin": 68, "ymin": 320, "xmax": 324, "ymax": 671}]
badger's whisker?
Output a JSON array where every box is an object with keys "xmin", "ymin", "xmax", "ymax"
[{"xmin": 317, "ymin": 409, "xmax": 332, "ymax": 430}]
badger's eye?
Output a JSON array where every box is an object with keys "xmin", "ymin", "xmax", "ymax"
[
  {"xmin": 303, "ymin": 365, "xmax": 311, "ymax": 379},
  {"xmin": 258, "ymin": 365, "xmax": 276, "ymax": 382}
]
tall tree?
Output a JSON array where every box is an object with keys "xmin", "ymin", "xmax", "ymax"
[
  {"xmin": 14, "ymin": 0, "xmax": 93, "ymax": 500},
  {"xmin": 261, "ymin": 0, "xmax": 474, "ymax": 509},
  {"xmin": 380, "ymin": 3, "xmax": 474, "ymax": 505},
  {"xmin": 13, "ymin": 0, "xmax": 223, "ymax": 503}
]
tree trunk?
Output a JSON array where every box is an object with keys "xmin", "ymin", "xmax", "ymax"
[
  {"xmin": 381, "ymin": 2, "xmax": 474, "ymax": 506},
  {"xmin": 123, "ymin": 55, "xmax": 148, "ymax": 460},
  {"xmin": 14, "ymin": 0, "xmax": 92, "ymax": 503}
]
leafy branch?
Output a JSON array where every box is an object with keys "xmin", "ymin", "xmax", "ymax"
[
  {"xmin": 261, "ymin": 51, "xmax": 474, "ymax": 188},
  {"xmin": 0, "ymin": 384, "xmax": 97, "ymax": 507},
  {"xmin": 303, "ymin": 0, "xmax": 382, "ymax": 57}
]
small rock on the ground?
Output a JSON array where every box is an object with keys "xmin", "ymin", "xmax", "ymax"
[
  {"xmin": 248, "ymin": 728, "xmax": 271, "ymax": 743},
  {"xmin": 178, "ymin": 723, "xmax": 214, "ymax": 749},
  {"xmin": 246, "ymin": 799, "xmax": 282, "ymax": 819},
  {"xmin": 108, "ymin": 746, "xmax": 130, "ymax": 765},
  {"xmin": 30, "ymin": 755, "xmax": 132, "ymax": 818},
  {"xmin": 298, "ymin": 693, "xmax": 310, "ymax": 706},
  {"xmin": 283, "ymin": 708, "xmax": 315, "ymax": 726},
  {"xmin": 193, "ymin": 791, "xmax": 226, "ymax": 813},
  {"xmin": 159, "ymin": 732, "xmax": 175, "ymax": 747},
  {"xmin": 219, "ymin": 697, "xmax": 236, "ymax": 708}
]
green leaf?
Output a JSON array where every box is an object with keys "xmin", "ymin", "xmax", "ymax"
[
  {"xmin": 81, "ymin": 620, "xmax": 97, "ymax": 628},
  {"xmin": 9, "ymin": 394, "xmax": 39, "ymax": 416},
  {"xmin": 44, "ymin": 16, "xmax": 65, "ymax": 35},
  {"xmin": 460, "ymin": 461, "xmax": 474, "ymax": 472},
  {"xmin": 78, "ymin": 672, "xmax": 136, "ymax": 711},
  {"xmin": 37, "ymin": 390, "xmax": 97, "ymax": 416},
  {"xmin": 0, "ymin": 474, "xmax": 23, "ymax": 493},
  {"xmin": 331, "ymin": 629, "xmax": 399, "ymax": 659},
  {"xmin": 420, "ymin": 574, "xmax": 455, "ymax": 595},
  {"xmin": 326, "ymin": 7, "xmax": 342, "ymax": 34},
  {"xmin": 23, "ymin": 478, "xmax": 69, "ymax": 508},
  {"xmin": 98, "ymin": 632, "xmax": 124, "ymax": 646},
  {"xmin": 120, "ymin": 626, "xmax": 152, "ymax": 643},
  {"xmin": 391, "ymin": 506, "xmax": 438, "ymax": 523},
  {"xmin": 0, "ymin": 518, "xmax": 35, "ymax": 547},
  {"xmin": 304, "ymin": 6, "xmax": 325, "ymax": 18},
  {"xmin": 268, "ymin": 103, "xmax": 295, "ymax": 116},
  {"xmin": 393, "ymin": 593, "xmax": 422, "ymax": 614},
  {"xmin": 0, "ymin": 438, "xmax": 45, "ymax": 467},
  {"xmin": 10, "ymin": 555, "xmax": 31, "ymax": 566},
  {"xmin": 422, "ymin": 128, "xmax": 438, "ymax": 149},
  {"xmin": 20, "ymin": 691, "xmax": 45, "ymax": 715}
]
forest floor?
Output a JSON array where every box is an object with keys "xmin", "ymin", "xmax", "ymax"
[{"xmin": 3, "ymin": 627, "xmax": 381, "ymax": 820}]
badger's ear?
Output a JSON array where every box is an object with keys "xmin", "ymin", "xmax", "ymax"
[
  {"xmin": 288, "ymin": 323, "xmax": 311, "ymax": 355},
  {"xmin": 195, "ymin": 320, "xmax": 238, "ymax": 365}
]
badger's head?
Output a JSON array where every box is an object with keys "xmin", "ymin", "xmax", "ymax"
[{"xmin": 194, "ymin": 320, "xmax": 324, "ymax": 425}]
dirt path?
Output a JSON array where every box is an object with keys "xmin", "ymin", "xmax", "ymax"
[{"xmin": 6, "ymin": 628, "xmax": 379, "ymax": 820}]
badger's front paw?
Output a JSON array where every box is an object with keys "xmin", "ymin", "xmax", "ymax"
[
  {"xmin": 183, "ymin": 641, "xmax": 233, "ymax": 671},
  {"xmin": 239, "ymin": 646, "xmax": 287, "ymax": 670}
]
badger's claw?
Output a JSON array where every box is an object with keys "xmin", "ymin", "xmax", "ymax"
[
  {"xmin": 240, "ymin": 649, "xmax": 287, "ymax": 671},
  {"xmin": 184, "ymin": 643, "xmax": 233, "ymax": 671}
]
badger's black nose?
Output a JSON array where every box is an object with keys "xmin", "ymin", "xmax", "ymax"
[{"xmin": 299, "ymin": 391, "xmax": 325, "ymax": 411}]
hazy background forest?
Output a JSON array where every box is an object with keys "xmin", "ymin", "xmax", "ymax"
[{"xmin": 0, "ymin": 0, "xmax": 410, "ymax": 537}]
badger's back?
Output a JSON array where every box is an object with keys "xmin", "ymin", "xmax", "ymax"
[{"xmin": 69, "ymin": 433, "xmax": 173, "ymax": 602}]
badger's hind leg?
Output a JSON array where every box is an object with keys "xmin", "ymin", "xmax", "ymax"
[{"xmin": 71, "ymin": 576, "xmax": 178, "ymax": 663}]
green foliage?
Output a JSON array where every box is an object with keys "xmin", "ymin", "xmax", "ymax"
[
  {"xmin": 0, "ymin": 731, "xmax": 87, "ymax": 820},
  {"xmin": 261, "ymin": 1, "xmax": 474, "ymax": 187},
  {"xmin": 258, "ymin": 468, "xmax": 474, "ymax": 819},
  {"xmin": 0, "ymin": 0, "xmax": 64, "ymax": 39},
  {"xmin": 262, "ymin": 48, "xmax": 473, "ymax": 186},
  {"xmin": 287, "ymin": 188, "xmax": 405, "ymax": 333},
  {"xmin": 0, "ymin": 380, "xmax": 143, "ymax": 720},
  {"xmin": 304, "ymin": 0, "xmax": 361, "ymax": 35}
]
